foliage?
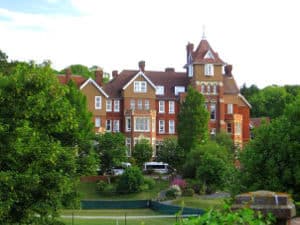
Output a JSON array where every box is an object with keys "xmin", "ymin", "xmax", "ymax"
[
  {"xmin": 212, "ymin": 131, "xmax": 234, "ymax": 153},
  {"xmin": 95, "ymin": 132, "xmax": 127, "ymax": 173},
  {"xmin": 61, "ymin": 64, "xmax": 93, "ymax": 78},
  {"xmin": 156, "ymin": 137, "xmax": 184, "ymax": 171},
  {"xmin": 177, "ymin": 86, "xmax": 209, "ymax": 154},
  {"xmin": 182, "ymin": 188, "xmax": 195, "ymax": 197},
  {"xmin": 116, "ymin": 166, "xmax": 144, "ymax": 194},
  {"xmin": 165, "ymin": 185, "xmax": 182, "ymax": 199},
  {"xmin": 240, "ymin": 83, "xmax": 259, "ymax": 100},
  {"xmin": 171, "ymin": 178, "xmax": 187, "ymax": 190},
  {"xmin": 132, "ymin": 139, "xmax": 153, "ymax": 168},
  {"xmin": 141, "ymin": 176, "xmax": 156, "ymax": 191},
  {"xmin": 96, "ymin": 180, "xmax": 108, "ymax": 192},
  {"xmin": 175, "ymin": 205, "xmax": 275, "ymax": 225},
  {"xmin": 239, "ymin": 98, "xmax": 300, "ymax": 199},
  {"xmin": 0, "ymin": 63, "xmax": 94, "ymax": 224},
  {"xmin": 183, "ymin": 142, "xmax": 234, "ymax": 194}
]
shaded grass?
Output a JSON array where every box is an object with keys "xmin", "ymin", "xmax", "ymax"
[{"xmin": 171, "ymin": 195, "xmax": 225, "ymax": 210}]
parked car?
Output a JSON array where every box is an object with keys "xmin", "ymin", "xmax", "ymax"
[{"xmin": 111, "ymin": 162, "xmax": 131, "ymax": 176}]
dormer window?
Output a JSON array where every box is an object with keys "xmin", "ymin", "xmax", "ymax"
[
  {"xmin": 204, "ymin": 64, "xmax": 214, "ymax": 76},
  {"xmin": 156, "ymin": 86, "xmax": 164, "ymax": 95},
  {"xmin": 174, "ymin": 86, "xmax": 185, "ymax": 96},
  {"xmin": 134, "ymin": 81, "xmax": 147, "ymax": 93}
]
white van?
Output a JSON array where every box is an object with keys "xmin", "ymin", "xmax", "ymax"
[
  {"xmin": 143, "ymin": 162, "xmax": 169, "ymax": 174},
  {"xmin": 111, "ymin": 162, "xmax": 131, "ymax": 176}
]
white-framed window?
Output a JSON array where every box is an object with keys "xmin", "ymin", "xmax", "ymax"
[
  {"xmin": 134, "ymin": 117, "xmax": 150, "ymax": 132},
  {"xmin": 227, "ymin": 123, "xmax": 232, "ymax": 133},
  {"xmin": 169, "ymin": 120, "xmax": 175, "ymax": 134},
  {"xmin": 144, "ymin": 99, "xmax": 150, "ymax": 110},
  {"xmin": 169, "ymin": 101, "xmax": 175, "ymax": 114},
  {"xmin": 207, "ymin": 85, "xmax": 211, "ymax": 94},
  {"xmin": 137, "ymin": 99, "xmax": 143, "ymax": 110},
  {"xmin": 134, "ymin": 81, "xmax": 147, "ymax": 93},
  {"xmin": 213, "ymin": 84, "xmax": 217, "ymax": 94},
  {"xmin": 204, "ymin": 50, "xmax": 215, "ymax": 59},
  {"xmin": 114, "ymin": 100, "xmax": 120, "ymax": 112},
  {"xmin": 130, "ymin": 99, "xmax": 135, "ymax": 110},
  {"xmin": 106, "ymin": 119, "xmax": 111, "ymax": 132},
  {"xmin": 188, "ymin": 64, "xmax": 193, "ymax": 77},
  {"xmin": 106, "ymin": 100, "xmax": 112, "ymax": 112},
  {"xmin": 95, "ymin": 96, "xmax": 101, "ymax": 109},
  {"xmin": 95, "ymin": 117, "xmax": 101, "ymax": 128},
  {"xmin": 174, "ymin": 86, "xmax": 185, "ymax": 96},
  {"xmin": 159, "ymin": 100, "xmax": 165, "ymax": 113},
  {"xmin": 156, "ymin": 86, "xmax": 164, "ymax": 95},
  {"xmin": 204, "ymin": 64, "xmax": 214, "ymax": 76},
  {"xmin": 235, "ymin": 122, "xmax": 242, "ymax": 135},
  {"xmin": 159, "ymin": 120, "xmax": 165, "ymax": 133},
  {"xmin": 125, "ymin": 138, "xmax": 131, "ymax": 157},
  {"xmin": 227, "ymin": 104, "xmax": 233, "ymax": 114},
  {"xmin": 201, "ymin": 84, "xmax": 205, "ymax": 94},
  {"xmin": 125, "ymin": 117, "xmax": 131, "ymax": 132},
  {"xmin": 113, "ymin": 120, "xmax": 120, "ymax": 132},
  {"xmin": 210, "ymin": 103, "xmax": 216, "ymax": 120}
]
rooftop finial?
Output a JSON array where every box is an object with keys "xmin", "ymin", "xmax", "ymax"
[{"xmin": 202, "ymin": 25, "xmax": 206, "ymax": 40}]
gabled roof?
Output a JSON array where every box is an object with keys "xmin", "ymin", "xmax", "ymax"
[
  {"xmin": 192, "ymin": 39, "xmax": 225, "ymax": 64},
  {"xmin": 223, "ymin": 75, "xmax": 240, "ymax": 94},
  {"xmin": 104, "ymin": 70, "xmax": 189, "ymax": 99},
  {"xmin": 122, "ymin": 71, "xmax": 156, "ymax": 91},
  {"xmin": 80, "ymin": 78, "xmax": 109, "ymax": 98},
  {"xmin": 250, "ymin": 117, "xmax": 270, "ymax": 128},
  {"xmin": 57, "ymin": 74, "xmax": 87, "ymax": 87}
]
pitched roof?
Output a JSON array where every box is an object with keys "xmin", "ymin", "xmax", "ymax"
[
  {"xmin": 57, "ymin": 74, "xmax": 87, "ymax": 87},
  {"xmin": 80, "ymin": 78, "xmax": 109, "ymax": 98},
  {"xmin": 192, "ymin": 39, "xmax": 225, "ymax": 64},
  {"xmin": 223, "ymin": 75, "xmax": 240, "ymax": 94},
  {"xmin": 104, "ymin": 70, "xmax": 189, "ymax": 99},
  {"xmin": 250, "ymin": 117, "xmax": 270, "ymax": 128}
]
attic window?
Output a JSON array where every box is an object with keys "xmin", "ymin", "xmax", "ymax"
[
  {"xmin": 204, "ymin": 50, "xmax": 215, "ymax": 59},
  {"xmin": 156, "ymin": 86, "xmax": 164, "ymax": 95},
  {"xmin": 134, "ymin": 81, "xmax": 147, "ymax": 93},
  {"xmin": 174, "ymin": 86, "xmax": 185, "ymax": 96},
  {"xmin": 204, "ymin": 64, "xmax": 214, "ymax": 76}
]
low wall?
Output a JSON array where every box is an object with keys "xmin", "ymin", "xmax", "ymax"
[
  {"xmin": 80, "ymin": 176, "xmax": 108, "ymax": 183},
  {"xmin": 81, "ymin": 200, "xmax": 205, "ymax": 215}
]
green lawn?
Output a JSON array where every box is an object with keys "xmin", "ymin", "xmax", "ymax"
[
  {"xmin": 171, "ymin": 196, "xmax": 225, "ymax": 210},
  {"xmin": 79, "ymin": 179, "xmax": 169, "ymax": 200}
]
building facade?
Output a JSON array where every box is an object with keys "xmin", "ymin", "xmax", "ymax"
[{"xmin": 58, "ymin": 37, "xmax": 251, "ymax": 155}]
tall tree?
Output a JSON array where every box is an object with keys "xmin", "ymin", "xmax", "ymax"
[
  {"xmin": 132, "ymin": 139, "xmax": 153, "ymax": 168},
  {"xmin": 0, "ymin": 63, "xmax": 95, "ymax": 224},
  {"xmin": 177, "ymin": 86, "xmax": 209, "ymax": 154},
  {"xmin": 61, "ymin": 64, "xmax": 93, "ymax": 78}
]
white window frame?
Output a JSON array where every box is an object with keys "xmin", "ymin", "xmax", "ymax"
[
  {"xmin": 125, "ymin": 117, "xmax": 131, "ymax": 132},
  {"xmin": 106, "ymin": 119, "xmax": 112, "ymax": 132},
  {"xmin": 201, "ymin": 84, "xmax": 205, "ymax": 94},
  {"xmin": 204, "ymin": 64, "xmax": 214, "ymax": 76},
  {"xmin": 95, "ymin": 117, "xmax": 101, "ymax": 128},
  {"xmin": 156, "ymin": 86, "xmax": 164, "ymax": 95},
  {"xmin": 144, "ymin": 99, "xmax": 150, "ymax": 110},
  {"xmin": 106, "ymin": 99, "xmax": 112, "ymax": 112},
  {"xmin": 235, "ymin": 122, "xmax": 242, "ymax": 135},
  {"xmin": 134, "ymin": 117, "xmax": 150, "ymax": 132},
  {"xmin": 227, "ymin": 104, "xmax": 233, "ymax": 114},
  {"xmin": 113, "ymin": 120, "xmax": 120, "ymax": 132},
  {"xmin": 126, "ymin": 138, "xmax": 131, "ymax": 157},
  {"xmin": 210, "ymin": 103, "xmax": 216, "ymax": 120},
  {"xmin": 169, "ymin": 101, "xmax": 175, "ymax": 114},
  {"xmin": 95, "ymin": 96, "xmax": 101, "ymax": 109},
  {"xmin": 114, "ymin": 100, "xmax": 120, "ymax": 112},
  {"xmin": 174, "ymin": 86, "xmax": 185, "ymax": 96},
  {"xmin": 134, "ymin": 81, "xmax": 147, "ymax": 93},
  {"xmin": 159, "ymin": 100, "xmax": 165, "ymax": 113},
  {"xmin": 169, "ymin": 120, "xmax": 175, "ymax": 134},
  {"xmin": 207, "ymin": 85, "xmax": 211, "ymax": 94},
  {"xmin": 159, "ymin": 120, "xmax": 165, "ymax": 134},
  {"xmin": 137, "ymin": 99, "xmax": 143, "ymax": 110},
  {"xmin": 130, "ymin": 99, "xmax": 135, "ymax": 110},
  {"xmin": 213, "ymin": 84, "xmax": 217, "ymax": 94}
]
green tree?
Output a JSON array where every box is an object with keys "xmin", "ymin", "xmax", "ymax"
[
  {"xmin": 0, "ymin": 63, "xmax": 93, "ymax": 224},
  {"xmin": 213, "ymin": 131, "xmax": 235, "ymax": 153},
  {"xmin": 239, "ymin": 98, "xmax": 300, "ymax": 198},
  {"xmin": 240, "ymin": 83, "xmax": 259, "ymax": 100},
  {"xmin": 95, "ymin": 132, "xmax": 127, "ymax": 173},
  {"xmin": 156, "ymin": 137, "xmax": 184, "ymax": 171},
  {"xmin": 177, "ymin": 86, "xmax": 209, "ymax": 154},
  {"xmin": 116, "ymin": 166, "xmax": 144, "ymax": 194},
  {"xmin": 132, "ymin": 139, "xmax": 153, "ymax": 168},
  {"xmin": 61, "ymin": 64, "xmax": 93, "ymax": 78}
]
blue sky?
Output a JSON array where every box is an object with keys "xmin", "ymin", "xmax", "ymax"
[{"xmin": 0, "ymin": 0, "xmax": 299, "ymax": 88}]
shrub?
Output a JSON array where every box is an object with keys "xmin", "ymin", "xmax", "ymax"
[
  {"xmin": 165, "ymin": 185, "xmax": 182, "ymax": 199},
  {"xmin": 116, "ymin": 166, "xmax": 144, "ymax": 194},
  {"xmin": 182, "ymin": 188, "xmax": 194, "ymax": 197},
  {"xmin": 171, "ymin": 178, "xmax": 187, "ymax": 190},
  {"xmin": 143, "ymin": 176, "xmax": 155, "ymax": 190},
  {"xmin": 103, "ymin": 183, "xmax": 116, "ymax": 194},
  {"xmin": 96, "ymin": 180, "xmax": 107, "ymax": 192}
]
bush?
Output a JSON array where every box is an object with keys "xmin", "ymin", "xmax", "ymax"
[
  {"xmin": 141, "ymin": 176, "xmax": 155, "ymax": 191},
  {"xmin": 116, "ymin": 166, "xmax": 144, "ymax": 194},
  {"xmin": 182, "ymin": 188, "xmax": 194, "ymax": 197},
  {"xmin": 165, "ymin": 185, "xmax": 182, "ymax": 199},
  {"xmin": 96, "ymin": 180, "xmax": 107, "ymax": 192},
  {"xmin": 171, "ymin": 178, "xmax": 187, "ymax": 190},
  {"xmin": 103, "ymin": 183, "xmax": 116, "ymax": 194}
]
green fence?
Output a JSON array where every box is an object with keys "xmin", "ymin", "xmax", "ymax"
[{"xmin": 81, "ymin": 200, "xmax": 205, "ymax": 215}]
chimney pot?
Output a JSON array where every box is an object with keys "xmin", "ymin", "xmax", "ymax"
[
  {"xmin": 95, "ymin": 67, "xmax": 103, "ymax": 86},
  {"xmin": 225, "ymin": 64, "xmax": 232, "ymax": 76},
  {"xmin": 138, "ymin": 60, "xmax": 145, "ymax": 72},
  {"xmin": 165, "ymin": 67, "xmax": 175, "ymax": 72},
  {"xmin": 112, "ymin": 70, "xmax": 118, "ymax": 79}
]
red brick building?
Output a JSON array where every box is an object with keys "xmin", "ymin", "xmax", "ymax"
[{"xmin": 59, "ymin": 37, "xmax": 251, "ymax": 155}]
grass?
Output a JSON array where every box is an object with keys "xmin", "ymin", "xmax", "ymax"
[
  {"xmin": 60, "ymin": 209, "xmax": 177, "ymax": 225},
  {"xmin": 171, "ymin": 195, "xmax": 226, "ymax": 210},
  {"xmin": 79, "ymin": 178, "xmax": 169, "ymax": 200}
]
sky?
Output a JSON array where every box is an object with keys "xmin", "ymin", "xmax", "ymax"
[{"xmin": 0, "ymin": 0, "xmax": 299, "ymax": 88}]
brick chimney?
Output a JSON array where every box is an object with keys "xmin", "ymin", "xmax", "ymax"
[
  {"xmin": 165, "ymin": 68, "xmax": 175, "ymax": 72},
  {"xmin": 112, "ymin": 70, "xmax": 118, "ymax": 79},
  {"xmin": 186, "ymin": 42, "xmax": 194, "ymax": 60},
  {"xmin": 138, "ymin": 60, "xmax": 145, "ymax": 72},
  {"xmin": 65, "ymin": 67, "xmax": 72, "ymax": 82},
  {"xmin": 225, "ymin": 64, "xmax": 232, "ymax": 76},
  {"xmin": 95, "ymin": 67, "xmax": 103, "ymax": 86}
]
